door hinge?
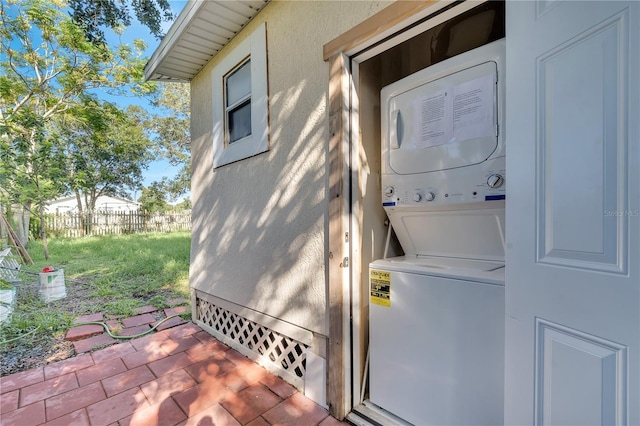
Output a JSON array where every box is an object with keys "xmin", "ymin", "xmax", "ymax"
[{"xmin": 342, "ymin": 257, "xmax": 349, "ymax": 268}]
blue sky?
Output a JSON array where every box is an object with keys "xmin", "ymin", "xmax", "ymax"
[{"xmin": 107, "ymin": 1, "xmax": 188, "ymax": 200}]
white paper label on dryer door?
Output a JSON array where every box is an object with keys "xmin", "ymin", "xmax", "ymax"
[
  {"xmin": 412, "ymin": 74, "xmax": 494, "ymax": 149},
  {"xmin": 417, "ymin": 88, "xmax": 453, "ymax": 148},
  {"xmin": 452, "ymin": 73, "xmax": 495, "ymax": 142}
]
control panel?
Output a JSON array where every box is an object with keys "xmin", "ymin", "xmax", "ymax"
[{"xmin": 382, "ymin": 158, "xmax": 505, "ymax": 210}]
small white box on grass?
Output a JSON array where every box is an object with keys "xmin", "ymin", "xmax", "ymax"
[{"xmin": 39, "ymin": 269, "xmax": 66, "ymax": 302}]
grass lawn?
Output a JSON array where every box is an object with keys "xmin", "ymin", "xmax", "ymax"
[{"xmin": 0, "ymin": 232, "xmax": 191, "ymax": 376}]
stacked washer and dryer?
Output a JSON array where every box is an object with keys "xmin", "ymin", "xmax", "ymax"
[{"xmin": 368, "ymin": 40, "xmax": 506, "ymax": 425}]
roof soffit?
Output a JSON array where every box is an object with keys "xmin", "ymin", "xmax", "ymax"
[{"xmin": 145, "ymin": 0, "xmax": 269, "ymax": 82}]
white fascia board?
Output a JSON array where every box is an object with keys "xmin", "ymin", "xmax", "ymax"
[{"xmin": 144, "ymin": 1, "xmax": 209, "ymax": 82}]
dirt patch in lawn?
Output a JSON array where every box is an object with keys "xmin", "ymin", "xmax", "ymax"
[{"xmin": 0, "ymin": 275, "xmax": 188, "ymax": 376}]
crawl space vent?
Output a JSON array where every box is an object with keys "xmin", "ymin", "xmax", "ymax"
[{"xmin": 196, "ymin": 298, "xmax": 308, "ymax": 378}]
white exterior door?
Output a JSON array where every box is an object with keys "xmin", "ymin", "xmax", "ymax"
[{"xmin": 505, "ymin": 1, "xmax": 639, "ymax": 424}]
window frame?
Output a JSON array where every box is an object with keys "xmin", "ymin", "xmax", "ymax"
[
  {"xmin": 224, "ymin": 57, "xmax": 252, "ymax": 145},
  {"xmin": 212, "ymin": 23, "xmax": 269, "ymax": 168}
]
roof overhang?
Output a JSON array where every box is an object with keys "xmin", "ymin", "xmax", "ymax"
[{"xmin": 144, "ymin": 0, "xmax": 269, "ymax": 82}]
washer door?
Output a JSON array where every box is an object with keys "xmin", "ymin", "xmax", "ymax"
[{"xmin": 384, "ymin": 60, "xmax": 499, "ymax": 175}]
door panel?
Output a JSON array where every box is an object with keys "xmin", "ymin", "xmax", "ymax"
[
  {"xmin": 535, "ymin": 319, "xmax": 627, "ymax": 425},
  {"xmin": 536, "ymin": 11, "xmax": 627, "ymax": 272},
  {"xmin": 505, "ymin": 1, "xmax": 639, "ymax": 424}
]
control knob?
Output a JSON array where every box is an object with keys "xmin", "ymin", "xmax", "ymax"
[
  {"xmin": 413, "ymin": 193, "xmax": 422, "ymax": 202},
  {"xmin": 487, "ymin": 174, "xmax": 504, "ymax": 189},
  {"xmin": 384, "ymin": 186, "xmax": 395, "ymax": 197},
  {"xmin": 425, "ymin": 192, "xmax": 436, "ymax": 202}
]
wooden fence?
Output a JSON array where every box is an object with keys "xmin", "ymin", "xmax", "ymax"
[{"xmin": 37, "ymin": 211, "xmax": 191, "ymax": 238}]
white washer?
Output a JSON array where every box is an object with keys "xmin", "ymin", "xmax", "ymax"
[
  {"xmin": 368, "ymin": 40, "xmax": 507, "ymax": 425},
  {"xmin": 368, "ymin": 257, "xmax": 504, "ymax": 426}
]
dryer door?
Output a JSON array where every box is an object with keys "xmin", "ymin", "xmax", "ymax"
[{"xmin": 384, "ymin": 60, "xmax": 499, "ymax": 175}]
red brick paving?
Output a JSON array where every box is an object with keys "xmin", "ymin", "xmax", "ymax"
[
  {"xmin": 76, "ymin": 357, "xmax": 127, "ymax": 386},
  {"xmin": 0, "ymin": 389, "xmax": 18, "ymax": 413},
  {"xmin": 246, "ymin": 416, "xmax": 271, "ymax": 426},
  {"xmin": 132, "ymin": 305, "xmax": 159, "ymax": 315},
  {"xmin": 163, "ymin": 322, "xmax": 200, "ymax": 338},
  {"xmin": 44, "ymin": 353, "xmax": 94, "ymax": 379},
  {"xmin": 172, "ymin": 380, "xmax": 230, "ymax": 417},
  {"xmin": 101, "ymin": 365, "xmax": 155, "ymax": 397},
  {"xmin": 260, "ymin": 373, "xmax": 297, "ymax": 399},
  {"xmin": 0, "ymin": 367, "xmax": 44, "ymax": 394},
  {"xmin": 262, "ymin": 392, "xmax": 330, "ymax": 426},
  {"xmin": 1, "ymin": 400, "xmax": 46, "ymax": 426},
  {"xmin": 44, "ymin": 381, "xmax": 105, "ymax": 421},
  {"xmin": 0, "ymin": 321, "xmax": 342, "ymax": 426},
  {"xmin": 160, "ymin": 334, "xmax": 200, "ymax": 356},
  {"xmin": 86, "ymin": 386, "xmax": 150, "ymax": 426},
  {"xmin": 185, "ymin": 340, "xmax": 228, "ymax": 364},
  {"xmin": 319, "ymin": 414, "xmax": 351, "ymax": 425},
  {"xmin": 41, "ymin": 408, "xmax": 90, "ymax": 426},
  {"xmin": 221, "ymin": 384, "xmax": 281, "ymax": 424},
  {"xmin": 65, "ymin": 324, "xmax": 104, "ymax": 341},
  {"xmin": 122, "ymin": 313, "xmax": 156, "ymax": 328},
  {"xmin": 72, "ymin": 313, "xmax": 104, "ymax": 324},
  {"xmin": 121, "ymin": 345, "xmax": 167, "ymax": 370},
  {"xmin": 72, "ymin": 333, "xmax": 117, "ymax": 353},
  {"xmin": 147, "ymin": 351, "xmax": 192, "ymax": 377},
  {"xmin": 192, "ymin": 329, "xmax": 228, "ymax": 345},
  {"xmin": 139, "ymin": 369, "xmax": 196, "ymax": 405},
  {"xmin": 42, "ymin": 408, "xmax": 91, "ymax": 426},
  {"xmin": 129, "ymin": 330, "xmax": 168, "ymax": 352},
  {"xmin": 164, "ymin": 305, "xmax": 189, "ymax": 316},
  {"xmin": 106, "ymin": 319, "xmax": 122, "ymax": 332},
  {"xmin": 117, "ymin": 323, "xmax": 152, "ymax": 337},
  {"xmin": 119, "ymin": 397, "xmax": 187, "ymax": 426},
  {"xmin": 155, "ymin": 316, "xmax": 187, "ymax": 331},
  {"xmin": 184, "ymin": 357, "xmax": 235, "ymax": 383},
  {"xmin": 91, "ymin": 341, "xmax": 136, "ymax": 364},
  {"xmin": 182, "ymin": 403, "xmax": 241, "ymax": 426},
  {"xmin": 19, "ymin": 373, "xmax": 78, "ymax": 407}
]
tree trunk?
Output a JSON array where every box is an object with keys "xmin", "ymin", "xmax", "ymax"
[
  {"xmin": 75, "ymin": 190, "xmax": 88, "ymax": 236},
  {"xmin": 39, "ymin": 205, "xmax": 49, "ymax": 260}
]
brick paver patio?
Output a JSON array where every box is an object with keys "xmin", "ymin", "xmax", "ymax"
[{"xmin": 0, "ymin": 321, "xmax": 345, "ymax": 426}]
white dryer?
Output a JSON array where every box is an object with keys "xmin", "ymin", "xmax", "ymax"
[{"xmin": 368, "ymin": 40, "xmax": 506, "ymax": 425}]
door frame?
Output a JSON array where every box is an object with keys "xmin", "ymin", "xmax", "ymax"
[{"xmin": 324, "ymin": 0, "xmax": 493, "ymax": 418}]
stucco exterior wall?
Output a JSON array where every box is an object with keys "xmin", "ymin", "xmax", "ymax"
[{"xmin": 190, "ymin": 1, "xmax": 391, "ymax": 336}]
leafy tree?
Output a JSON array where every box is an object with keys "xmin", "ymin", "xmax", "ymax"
[
  {"xmin": 138, "ymin": 182, "xmax": 169, "ymax": 213},
  {"xmin": 174, "ymin": 197, "xmax": 192, "ymax": 211},
  {"xmin": 68, "ymin": 0, "xmax": 173, "ymax": 44},
  {"xmin": 0, "ymin": 126, "xmax": 67, "ymax": 258},
  {"xmin": 149, "ymin": 83, "xmax": 190, "ymax": 201},
  {"xmin": 56, "ymin": 101, "xmax": 153, "ymax": 215},
  {"xmin": 0, "ymin": 0, "xmax": 156, "ymax": 253}
]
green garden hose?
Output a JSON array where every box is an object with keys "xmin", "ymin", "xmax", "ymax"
[
  {"xmin": 0, "ymin": 327, "xmax": 40, "ymax": 346},
  {"xmin": 0, "ymin": 313, "xmax": 187, "ymax": 346},
  {"xmin": 73, "ymin": 313, "xmax": 186, "ymax": 340}
]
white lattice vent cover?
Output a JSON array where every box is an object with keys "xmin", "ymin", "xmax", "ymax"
[
  {"xmin": 197, "ymin": 298, "xmax": 308, "ymax": 378},
  {"xmin": 0, "ymin": 248, "xmax": 20, "ymax": 281}
]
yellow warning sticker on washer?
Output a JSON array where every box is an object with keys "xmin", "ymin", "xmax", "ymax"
[{"xmin": 370, "ymin": 270, "xmax": 391, "ymax": 307}]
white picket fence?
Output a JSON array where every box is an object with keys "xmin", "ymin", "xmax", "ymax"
[{"xmin": 41, "ymin": 211, "xmax": 191, "ymax": 238}]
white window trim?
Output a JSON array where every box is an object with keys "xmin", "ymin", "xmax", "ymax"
[{"xmin": 212, "ymin": 22, "xmax": 269, "ymax": 168}]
